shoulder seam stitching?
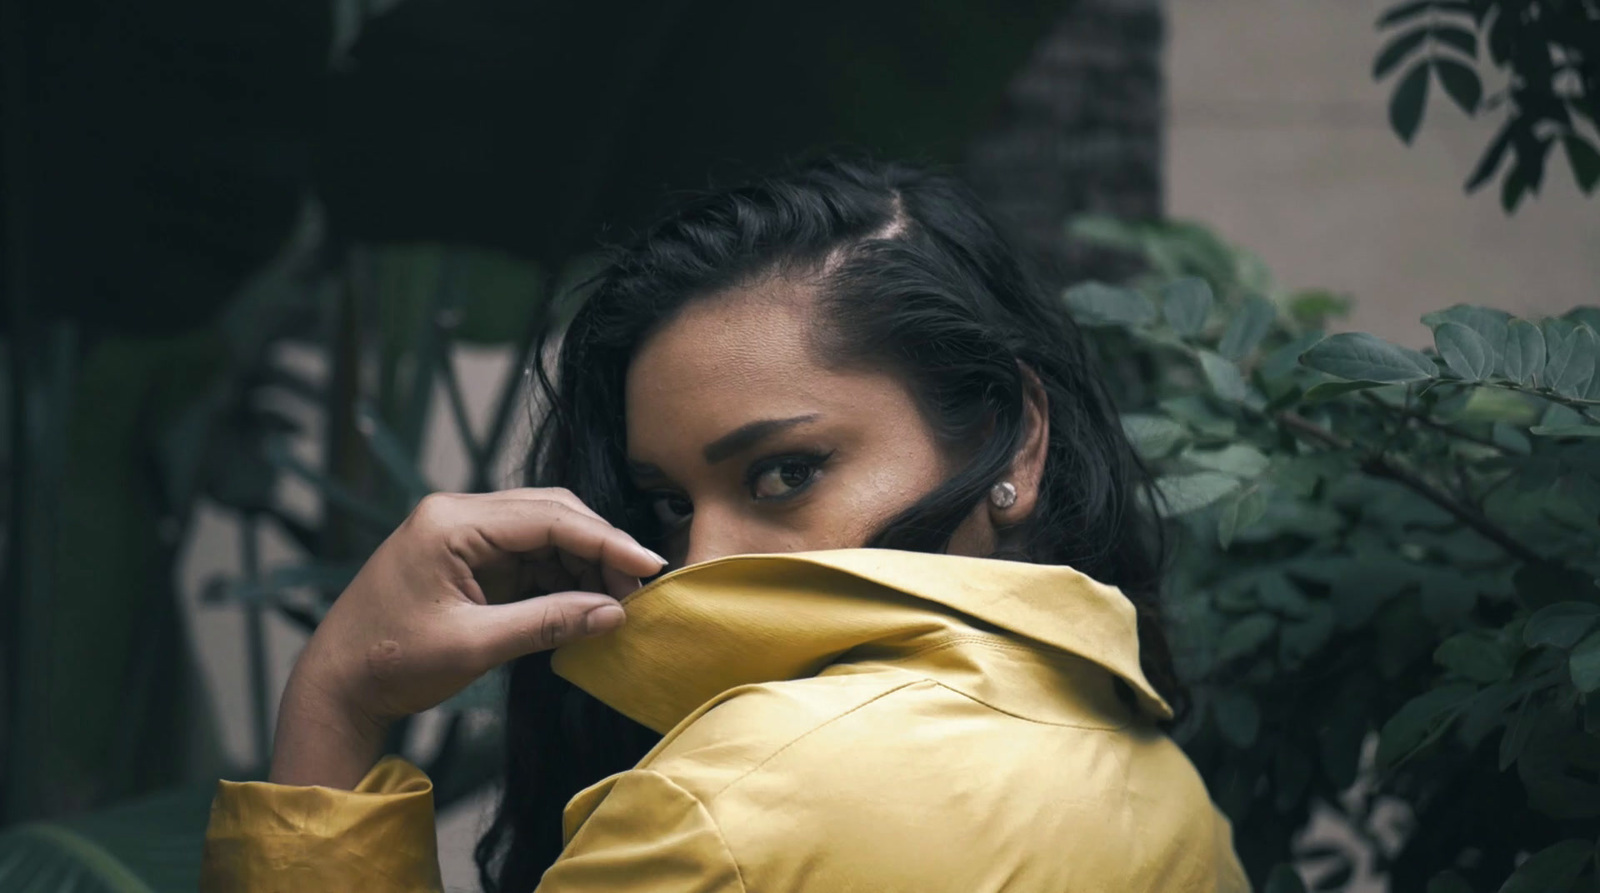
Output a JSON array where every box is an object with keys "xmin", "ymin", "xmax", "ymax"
[
  {"xmin": 702, "ymin": 677, "xmax": 928, "ymax": 803},
  {"xmin": 635, "ymin": 769, "xmax": 751, "ymax": 893}
]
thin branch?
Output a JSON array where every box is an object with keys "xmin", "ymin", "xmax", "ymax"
[
  {"xmin": 1360, "ymin": 391, "xmax": 1508, "ymax": 452},
  {"xmin": 1277, "ymin": 412, "xmax": 1544, "ymax": 565}
]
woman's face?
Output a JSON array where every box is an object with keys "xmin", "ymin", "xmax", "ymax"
[{"xmin": 624, "ymin": 279, "xmax": 999, "ymax": 568}]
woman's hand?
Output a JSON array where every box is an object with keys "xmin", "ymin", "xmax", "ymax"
[{"xmin": 268, "ymin": 488, "xmax": 666, "ymax": 789}]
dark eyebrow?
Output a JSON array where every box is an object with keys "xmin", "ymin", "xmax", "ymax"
[{"xmin": 703, "ymin": 414, "xmax": 820, "ymax": 464}]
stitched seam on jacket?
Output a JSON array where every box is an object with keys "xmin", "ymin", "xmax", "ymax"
[
  {"xmin": 637, "ymin": 769, "xmax": 751, "ymax": 892},
  {"xmin": 702, "ymin": 677, "xmax": 928, "ymax": 803},
  {"xmin": 922, "ymin": 678, "xmax": 1130, "ymax": 730},
  {"xmin": 873, "ymin": 637, "xmax": 1133, "ymax": 730}
]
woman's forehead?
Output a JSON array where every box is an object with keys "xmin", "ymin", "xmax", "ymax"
[{"xmin": 622, "ymin": 285, "xmax": 922, "ymax": 458}]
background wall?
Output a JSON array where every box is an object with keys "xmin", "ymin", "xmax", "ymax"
[{"xmin": 1166, "ymin": 0, "xmax": 1600, "ymax": 347}]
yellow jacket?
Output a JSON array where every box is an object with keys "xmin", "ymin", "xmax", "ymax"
[{"xmin": 202, "ymin": 549, "xmax": 1250, "ymax": 892}]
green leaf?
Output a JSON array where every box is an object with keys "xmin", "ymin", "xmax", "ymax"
[
  {"xmin": 1159, "ymin": 395, "xmax": 1238, "ymax": 438},
  {"xmin": 1524, "ymin": 602, "xmax": 1600, "ymax": 649},
  {"xmin": 1502, "ymin": 318, "xmax": 1545, "ymax": 385},
  {"xmin": 1501, "ymin": 154, "xmax": 1533, "ymax": 212},
  {"xmin": 1434, "ymin": 321, "xmax": 1494, "ymax": 380},
  {"xmin": 1211, "ymin": 689, "xmax": 1261, "ymax": 748},
  {"xmin": 1449, "ymin": 387, "xmax": 1539, "ymax": 424},
  {"xmin": 1426, "ymin": 870, "xmax": 1474, "ymax": 893},
  {"xmin": 1572, "ymin": 628, "xmax": 1600, "ymax": 693},
  {"xmin": 1422, "ymin": 305, "xmax": 1510, "ymax": 364},
  {"xmin": 1121, "ymin": 414, "xmax": 1187, "ymax": 459},
  {"xmin": 1217, "ymin": 613, "xmax": 1278, "ymax": 663},
  {"xmin": 1389, "ymin": 62, "xmax": 1431, "ymax": 143},
  {"xmin": 1430, "ymin": 25, "xmax": 1476, "ymax": 58},
  {"xmin": 1499, "ymin": 696, "xmax": 1536, "ymax": 770},
  {"xmin": 354, "ymin": 402, "xmax": 433, "ymax": 505},
  {"xmin": 1064, "ymin": 282, "xmax": 1156, "ymax": 327},
  {"xmin": 1467, "ymin": 119, "xmax": 1515, "ymax": 192},
  {"xmin": 1492, "ymin": 420, "xmax": 1532, "ymax": 453},
  {"xmin": 1256, "ymin": 572, "xmax": 1311, "ymax": 618},
  {"xmin": 1497, "ymin": 839, "xmax": 1593, "ymax": 893},
  {"xmin": 1280, "ymin": 603, "xmax": 1337, "ymax": 667},
  {"xmin": 1539, "ymin": 400, "xmax": 1585, "ymax": 428},
  {"xmin": 1564, "ymin": 136, "xmax": 1600, "ymax": 194},
  {"xmin": 1375, "ymin": 28, "xmax": 1429, "ymax": 78},
  {"xmin": 1264, "ymin": 864, "xmax": 1307, "ymax": 893},
  {"xmin": 1217, "ymin": 295, "xmax": 1277, "ymax": 361},
  {"xmin": 1301, "ymin": 380, "xmax": 1385, "ymax": 403},
  {"xmin": 1155, "ymin": 471, "xmax": 1242, "ymax": 515},
  {"xmin": 1542, "ymin": 320, "xmax": 1587, "ymax": 396},
  {"xmin": 1433, "ymin": 57, "xmax": 1481, "ymax": 113},
  {"xmin": 1514, "ymin": 559, "xmax": 1600, "ymax": 611},
  {"xmin": 1187, "ymin": 443, "xmax": 1271, "ymax": 478},
  {"xmin": 1547, "ymin": 325, "xmax": 1599, "ymax": 397},
  {"xmin": 1376, "ymin": 683, "xmax": 1475, "ymax": 769},
  {"xmin": 0, "ymin": 782, "xmax": 217, "ymax": 892},
  {"xmin": 1434, "ymin": 632, "xmax": 1511, "ymax": 682},
  {"xmin": 1530, "ymin": 425, "xmax": 1600, "ymax": 438},
  {"xmin": 1287, "ymin": 290, "xmax": 1351, "ymax": 327},
  {"xmin": 1197, "ymin": 350, "xmax": 1251, "ymax": 403},
  {"xmin": 1218, "ymin": 485, "xmax": 1269, "ymax": 549},
  {"xmin": 1301, "ymin": 332, "xmax": 1437, "ymax": 383},
  {"xmin": 1517, "ymin": 723, "xmax": 1600, "ymax": 818},
  {"xmin": 1162, "ymin": 277, "xmax": 1214, "ymax": 337},
  {"xmin": 1065, "ymin": 215, "xmax": 1145, "ymax": 251}
]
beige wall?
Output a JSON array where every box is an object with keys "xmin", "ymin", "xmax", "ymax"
[{"xmin": 1166, "ymin": 0, "xmax": 1600, "ymax": 347}]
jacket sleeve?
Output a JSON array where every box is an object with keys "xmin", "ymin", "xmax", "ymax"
[
  {"xmin": 199, "ymin": 756, "xmax": 443, "ymax": 893},
  {"xmin": 537, "ymin": 769, "xmax": 745, "ymax": 893}
]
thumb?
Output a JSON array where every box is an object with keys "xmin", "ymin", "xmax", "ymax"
[{"xmin": 468, "ymin": 592, "xmax": 626, "ymax": 666}]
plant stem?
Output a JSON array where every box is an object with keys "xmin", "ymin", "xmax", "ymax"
[
  {"xmin": 1277, "ymin": 412, "xmax": 1543, "ymax": 565},
  {"xmin": 1360, "ymin": 392, "xmax": 1508, "ymax": 452}
]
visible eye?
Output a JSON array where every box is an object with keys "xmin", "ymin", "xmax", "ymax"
[
  {"xmin": 649, "ymin": 493, "xmax": 694, "ymax": 528},
  {"xmin": 748, "ymin": 453, "xmax": 829, "ymax": 500}
]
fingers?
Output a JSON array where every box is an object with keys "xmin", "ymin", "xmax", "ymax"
[
  {"xmin": 468, "ymin": 591, "xmax": 627, "ymax": 666},
  {"xmin": 413, "ymin": 490, "xmax": 666, "ymax": 579},
  {"xmin": 494, "ymin": 487, "xmax": 605, "ymax": 522}
]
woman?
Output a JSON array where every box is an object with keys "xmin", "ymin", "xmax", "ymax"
[{"xmin": 201, "ymin": 159, "xmax": 1249, "ymax": 892}]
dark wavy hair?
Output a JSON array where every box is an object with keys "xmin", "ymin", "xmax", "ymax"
[{"xmin": 474, "ymin": 158, "xmax": 1176, "ymax": 892}]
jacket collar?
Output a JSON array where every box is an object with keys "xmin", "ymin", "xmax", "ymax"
[{"xmin": 551, "ymin": 549, "xmax": 1173, "ymax": 733}]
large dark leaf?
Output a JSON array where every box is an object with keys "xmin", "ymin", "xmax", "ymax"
[
  {"xmin": 1433, "ymin": 58, "xmax": 1482, "ymax": 113},
  {"xmin": 1374, "ymin": 28, "xmax": 1430, "ymax": 78},
  {"xmin": 1566, "ymin": 136, "xmax": 1600, "ymax": 194},
  {"xmin": 0, "ymin": 783, "xmax": 216, "ymax": 892},
  {"xmin": 1389, "ymin": 62, "xmax": 1431, "ymax": 144}
]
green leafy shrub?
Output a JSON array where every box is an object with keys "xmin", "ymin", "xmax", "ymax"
[{"xmin": 1071, "ymin": 217, "xmax": 1600, "ymax": 893}]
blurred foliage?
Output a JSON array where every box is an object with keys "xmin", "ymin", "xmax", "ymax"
[
  {"xmin": 1372, "ymin": 0, "xmax": 1600, "ymax": 211},
  {"xmin": 1073, "ymin": 216, "xmax": 1600, "ymax": 893},
  {"xmin": 0, "ymin": 783, "xmax": 215, "ymax": 892}
]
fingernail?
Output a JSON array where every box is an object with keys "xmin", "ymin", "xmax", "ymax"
[
  {"xmin": 643, "ymin": 548, "xmax": 668, "ymax": 567},
  {"xmin": 584, "ymin": 604, "xmax": 626, "ymax": 636}
]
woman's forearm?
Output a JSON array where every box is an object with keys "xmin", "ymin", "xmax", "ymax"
[{"xmin": 268, "ymin": 664, "xmax": 390, "ymax": 790}]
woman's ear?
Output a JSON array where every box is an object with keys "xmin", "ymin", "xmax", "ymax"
[{"xmin": 992, "ymin": 363, "xmax": 1050, "ymax": 526}]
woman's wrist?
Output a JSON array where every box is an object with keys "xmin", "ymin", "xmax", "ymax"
[{"xmin": 267, "ymin": 666, "xmax": 391, "ymax": 790}]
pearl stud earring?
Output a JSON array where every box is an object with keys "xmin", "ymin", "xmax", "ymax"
[{"xmin": 989, "ymin": 481, "xmax": 1018, "ymax": 509}]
